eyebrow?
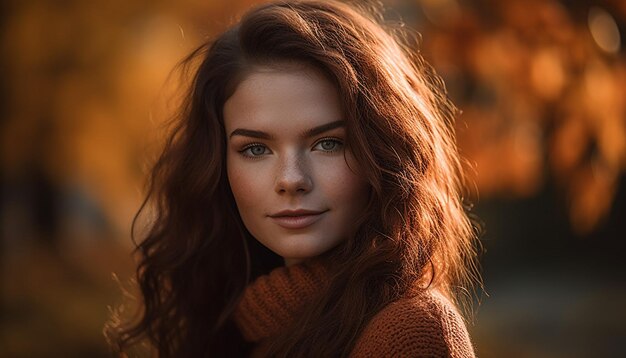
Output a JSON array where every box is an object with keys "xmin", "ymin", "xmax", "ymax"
[{"xmin": 229, "ymin": 119, "xmax": 345, "ymax": 140}]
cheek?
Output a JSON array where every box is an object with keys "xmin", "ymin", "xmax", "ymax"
[
  {"xmin": 317, "ymin": 158, "xmax": 370, "ymax": 209},
  {"xmin": 227, "ymin": 158, "xmax": 265, "ymax": 214},
  {"xmin": 341, "ymin": 175, "xmax": 370, "ymax": 207}
]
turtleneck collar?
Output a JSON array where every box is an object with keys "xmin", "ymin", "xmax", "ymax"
[{"xmin": 233, "ymin": 258, "xmax": 330, "ymax": 342}]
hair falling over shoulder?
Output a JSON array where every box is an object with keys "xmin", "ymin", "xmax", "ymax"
[{"xmin": 104, "ymin": 1, "xmax": 483, "ymax": 356}]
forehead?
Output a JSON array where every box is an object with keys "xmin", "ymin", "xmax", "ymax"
[{"xmin": 223, "ymin": 65, "xmax": 343, "ymax": 133}]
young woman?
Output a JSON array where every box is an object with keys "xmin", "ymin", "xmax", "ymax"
[{"xmin": 107, "ymin": 0, "xmax": 481, "ymax": 356}]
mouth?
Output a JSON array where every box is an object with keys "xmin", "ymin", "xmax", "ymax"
[{"xmin": 268, "ymin": 209, "xmax": 328, "ymax": 229}]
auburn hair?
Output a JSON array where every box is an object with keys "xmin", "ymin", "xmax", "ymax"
[{"xmin": 105, "ymin": 0, "xmax": 481, "ymax": 356}]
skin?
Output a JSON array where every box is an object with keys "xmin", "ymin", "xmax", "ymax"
[{"xmin": 224, "ymin": 64, "xmax": 370, "ymax": 266}]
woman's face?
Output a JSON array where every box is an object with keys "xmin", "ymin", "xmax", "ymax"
[{"xmin": 224, "ymin": 64, "xmax": 370, "ymax": 266}]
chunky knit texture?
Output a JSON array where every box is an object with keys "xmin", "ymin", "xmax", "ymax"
[{"xmin": 233, "ymin": 259, "xmax": 476, "ymax": 357}]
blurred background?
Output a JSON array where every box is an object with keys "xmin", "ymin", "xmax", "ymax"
[{"xmin": 1, "ymin": 0, "xmax": 625, "ymax": 357}]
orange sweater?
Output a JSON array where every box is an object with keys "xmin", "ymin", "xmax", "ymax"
[{"xmin": 233, "ymin": 260, "xmax": 476, "ymax": 357}]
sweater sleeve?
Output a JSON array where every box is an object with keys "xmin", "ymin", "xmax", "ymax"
[{"xmin": 350, "ymin": 291, "xmax": 476, "ymax": 358}]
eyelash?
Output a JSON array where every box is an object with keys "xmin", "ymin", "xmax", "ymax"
[
  {"xmin": 313, "ymin": 137, "xmax": 344, "ymax": 153},
  {"xmin": 238, "ymin": 143, "xmax": 268, "ymax": 159},
  {"xmin": 238, "ymin": 137, "xmax": 344, "ymax": 159}
]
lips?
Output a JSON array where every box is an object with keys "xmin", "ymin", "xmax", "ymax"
[{"xmin": 269, "ymin": 209, "xmax": 327, "ymax": 229}]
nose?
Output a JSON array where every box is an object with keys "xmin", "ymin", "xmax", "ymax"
[{"xmin": 274, "ymin": 154, "xmax": 313, "ymax": 195}]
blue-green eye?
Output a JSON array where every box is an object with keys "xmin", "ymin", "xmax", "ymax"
[
  {"xmin": 314, "ymin": 138, "xmax": 343, "ymax": 152},
  {"xmin": 241, "ymin": 144, "xmax": 269, "ymax": 157}
]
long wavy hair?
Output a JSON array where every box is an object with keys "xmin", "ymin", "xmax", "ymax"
[{"xmin": 106, "ymin": 0, "xmax": 481, "ymax": 356}]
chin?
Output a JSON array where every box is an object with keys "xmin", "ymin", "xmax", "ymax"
[
  {"xmin": 275, "ymin": 247, "xmax": 324, "ymax": 262},
  {"xmin": 278, "ymin": 240, "xmax": 342, "ymax": 262},
  {"xmin": 253, "ymin": 228, "xmax": 345, "ymax": 263}
]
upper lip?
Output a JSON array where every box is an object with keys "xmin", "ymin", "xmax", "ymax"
[{"xmin": 269, "ymin": 209, "xmax": 327, "ymax": 217}]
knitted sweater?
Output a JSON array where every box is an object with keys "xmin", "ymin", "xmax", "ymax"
[{"xmin": 233, "ymin": 259, "xmax": 476, "ymax": 357}]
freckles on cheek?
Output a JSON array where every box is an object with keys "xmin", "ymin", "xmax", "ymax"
[
  {"xmin": 316, "ymin": 161, "xmax": 365, "ymax": 202},
  {"xmin": 335, "ymin": 157, "xmax": 364, "ymax": 182},
  {"xmin": 337, "ymin": 159, "xmax": 370, "ymax": 197},
  {"xmin": 227, "ymin": 160, "xmax": 266, "ymax": 211}
]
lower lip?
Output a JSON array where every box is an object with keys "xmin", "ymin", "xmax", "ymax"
[{"xmin": 270, "ymin": 212, "xmax": 325, "ymax": 229}]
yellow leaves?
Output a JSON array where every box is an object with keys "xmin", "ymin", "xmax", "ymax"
[{"xmin": 422, "ymin": 0, "xmax": 626, "ymax": 234}]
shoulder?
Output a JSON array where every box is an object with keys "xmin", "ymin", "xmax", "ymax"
[{"xmin": 350, "ymin": 289, "xmax": 476, "ymax": 358}]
